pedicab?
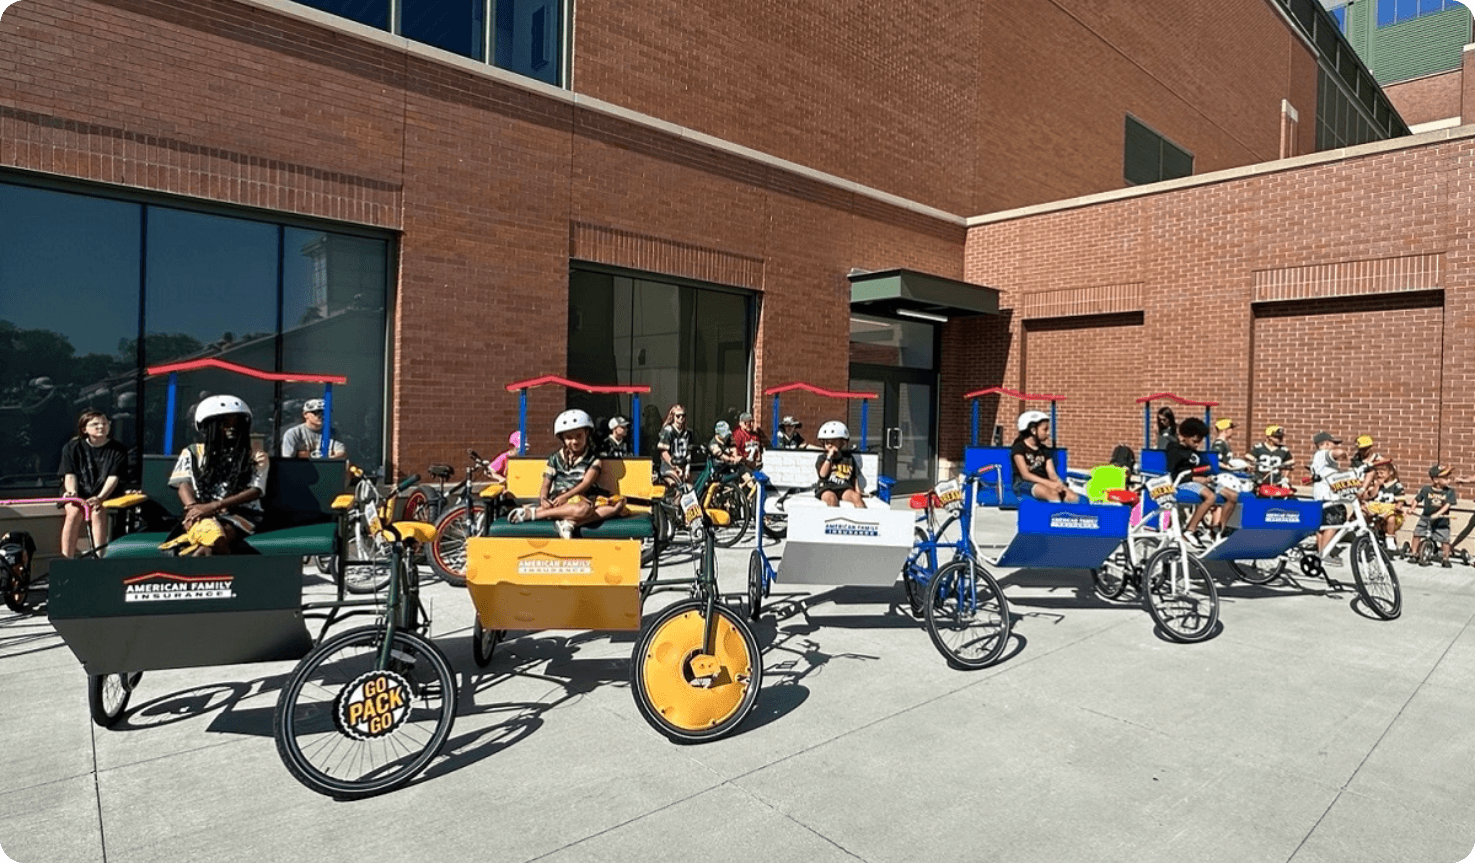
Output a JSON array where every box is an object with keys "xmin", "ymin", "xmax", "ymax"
[
  {"xmin": 962, "ymin": 388, "xmax": 1067, "ymax": 507},
  {"xmin": 760, "ymin": 382, "xmax": 887, "ymax": 536},
  {"xmin": 46, "ymin": 359, "xmax": 457, "ymax": 800},
  {"xmin": 460, "ymin": 376, "xmax": 763, "ymax": 742}
]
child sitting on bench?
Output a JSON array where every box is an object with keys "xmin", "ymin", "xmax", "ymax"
[{"xmin": 508, "ymin": 409, "xmax": 627, "ymax": 539}]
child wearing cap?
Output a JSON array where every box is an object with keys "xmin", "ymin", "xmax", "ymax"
[
  {"xmin": 1350, "ymin": 435, "xmax": 1380, "ymax": 477},
  {"xmin": 1412, "ymin": 465, "xmax": 1457, "ymax": 567},
  {"xmin": 732, "ymin": 411, "xmax": 765, "ymax": 469},
  {"xmin": 708, "ymin": 421, "xmax": 743, "ymax": 470},
  {"xmin": 1310, "ymin": 431, "xmax": 1348, "ymax": 559},
  {"xmin": 602, "ymin": 417, "xmax": 632, "ymax": 459},
  {"xmin": 778, "ymin": 416, "xmax": 806, "ymax": 450},
  {"xmin": 1249, "ymin": 426, "xmax": 1294, "ymax": 488}
]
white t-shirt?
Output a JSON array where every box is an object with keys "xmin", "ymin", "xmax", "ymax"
[{"xmin": 1311, "ymin": 449, "xmax": 1339, "ymax": 501}]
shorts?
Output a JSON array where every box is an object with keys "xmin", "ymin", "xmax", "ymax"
[
  {"xmin": 1012, "ymin": 479, "xmax": 1037, "ymax": 500},
  {"xmin": 1415, "ymin": 518, "xmax": 1451, "ymax": 544},
  {"xmin": 1365, "ymin": 501, "xmax": 1398, "ymax": 519},
  {"xmin": 815, "ymin": 485, "xmax": 851, "ymax": 500},
  {"xmin": 1178, "ymin": 481, "xmax": 1214, "ymax": 503}
]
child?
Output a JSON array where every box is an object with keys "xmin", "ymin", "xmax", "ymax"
[
  {"xmin": 1309, "ymin": 431, "xmax": 1348, "ymax": 559},
  {"xmin": 508, "ymin": 410, "xmax": 627, "ymax": 539},
  {"xmin": 1412, "ymin": 464, "xmax": 1457, "ymax": 567},
  {"xmin": 815, "ymin": 420, "xmax": 866, "ymax": 508},
  {"xmin": 602, "ymin": 417, "xmax": 632, "ymax": 459},
  {"xmin": 1011, "ymin": 411, "xmax": 1078, "ymax": 503},
  {"xmin": 1249, "ymin": 425, "xmax": 1295, "ymax": 489},
  {"xmin": 1165, "ymin": 417, "xmax": 1234, "ymax": 544},
  {"xmin": 708, "ymin": 421, "xmax": 743, "ymax": 471},
  {"xmin": 58, "ymin": 409, "xmax": 129, "ymax": 558},
  {"xmin": 487, "ymin": 431, "xmax": 521, "ymax": 483},
  {"xmin": 1361, "ymin": 457, "xmax": 1405, "ymax": 551},
  {"xmin": 733, "ymin": 411, "xmax": 766, "ymax": 469},
  {"xmin": 1208, "ymin": 418, "xmax": 1247, "ymax": 531},
  {"xmin": 778, "ymin": 416, "xmax": 807, "ymax": 450},
  {"xmin": 1350, "ymin": 435, "xmax": 1379, "ymax": 477},
  {"xmin": 161, "ymin": 395, "xmax": 269, "ymax": 556}
]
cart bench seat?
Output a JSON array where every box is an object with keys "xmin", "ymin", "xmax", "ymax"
[
  {"xmin": 1199, "ymin": 497, "xmax": 1321, "ymax": 561},
  {"xmin": 102, "ymin": 522, "xmax": 339, "ymax": 558},
  {"xmin": 481, "ymin": 515, "xmax": 654, "ymax": 540},
  {"xmin": 993, "ymin": 498, "xmax": 1131, "ymax": 570}
]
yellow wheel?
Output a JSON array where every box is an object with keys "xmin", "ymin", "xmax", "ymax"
[{"xmin": 631, "ymin": 599, "xmax": 762, "ymax": 742}]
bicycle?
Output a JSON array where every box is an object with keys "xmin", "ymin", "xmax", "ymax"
[
  {"xmin": 329, "ymin": 464, "xmax": 401, "ymax": 595},
  {"xmin": 428, "ymin": 449, "xmax": 498, "ymax": 588}
]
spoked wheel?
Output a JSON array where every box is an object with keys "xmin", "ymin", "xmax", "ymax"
[
  {"xmin": 1095, "ymin": 537, "xmax": 1153, "ymax": 601},
  {"xmin": 1457, "ymin": 549, "xmax": 1472, "ymax": 567},
  {"xmin": 902, "ymin": 529, "xmax": 928, "ymax": 617},
  {"xmin": 1229, "ymin": 556, "xmax": 1288, "ymax": 586},
  {"xmin": 342, "ymin": 512, "xmax": 394, "ymax": 595},
  {"xmin": 1143, "ymin": 545, "xmax": 1219, "ymax": 643},
  {"xmin": 429, "ymin": 503, "xmax": 486, "ymax": 588},
  {"xmin": 747, "ymin": 549, "xmax": 766, "ymax": 620},
  {"xmin": 631, "ymin": 599, "xmax": 762, "ymax": 743},
  {"xmin": 402, "ymin": 489, "xmax": 431, "ymax": 524},
  {"xmin": 761, "ymin": 493, "xmax": 788, "ymax": 541},
  {"xmin": 924, "ymin": 558, "xmax": 1011, "ymax": 669},
  {"xmin": 471, "ymin": 616, "xmax": 505, "ymax": 668},
  {"xmin": 1351, "ymin": 534, "xmax": 1402, "ymax": 620},
  {"xmin": 709, "ymin": 484, "xmax": 752, "ymax": 549},
  {"xmin": 274, "ymin": 626, "xmax": 457, "ymax": 800},
  {"xmin": 2, "ymin": 563, "xmax": 30, "ymax": 614},
  {"xmin": 88, "ymin": 672, "xmax": 143, "ymax": 728},
  {"xmin": 1417, "ymin": 541, "xmax": 1437, "ymax": 567}
]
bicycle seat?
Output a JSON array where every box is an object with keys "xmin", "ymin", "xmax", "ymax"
[
  {"xmin": 1257, "ymin": 485, "xmax": 1294, "ymax": 498},
  {"xmin": 1104, "ymin": 489, "xmax": 1139, "ymax": 505},
  {"xmin": 908, "ymin": 492, "xmax": 941, "ymax": 510},
  {"xmin": 428, "ymin": 464, "xmax": 453, "ymax": 480}
]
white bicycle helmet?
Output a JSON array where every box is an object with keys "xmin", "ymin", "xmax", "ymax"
[
  {"xmin": 194, "ymin": 394, "xmax": 252, "ymax": 429},
  {"xmin": 817, "ymin": 420, "xmax": 849, "ymax": 441},
  {"xmin": 553, "ymin": 409, "xmax": 594, "ymax": 435},
  {"xmin": 1017, "ymin": 410, "xmax": 1049, "ymax": 433}
]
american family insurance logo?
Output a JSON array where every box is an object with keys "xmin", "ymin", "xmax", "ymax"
[
  {"xmin": 823, "ymin": 518, "xmax": 879, "ymax": 538},
  {"xmin": 1049, "ymin": 514, "xmax": 1099, "ymax": 531},
  {"xmin": 1265, "ymin": 509, "xmax": 1303, "ymax": 525},
  {"xmin": 124, "ymin": 572, "xmax": 236, "ymax": 603},
  {"xmin": 517, "ymin": 552, "xmax": 593, "ymax": 576}
]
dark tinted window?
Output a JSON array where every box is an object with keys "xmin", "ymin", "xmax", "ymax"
[
  {"xmin": 293, "ymin": 0, "xmax": 389, "ymax": 30},
  {"xmin": 1124, "ymin": 116, "xmax": 1193, "ymax": 186},
  {"xmin": 496, "ymin": 0, "xmax": 561, "ymax": 84},
  {"xmin": 402, "ymin": 0, "xmax": 485, "ymax": 60}
]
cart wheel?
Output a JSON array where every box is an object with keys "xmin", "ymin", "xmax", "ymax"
[
  {"xmin": 924, "ymin": 558, "xmax": 1011, "ymax": 669},
  {"xmin": 631, "ymin": 599, "xmax": 762, "ymax": 743},
  {"xmin": 274, "ymin": 626, "xmax": 457, "ymax": 800},
  {"xmin": 429, "ymin": 503, "xmax": 485, "ymax": 588},
  {"xmin": 1143, "ymin": 545, "xmax": 1219, "ymax": 643},
  {"xmin": 88, "ymin": 672, "xmax": 142, "ymax": 728},
  {"xmin": 1398, "ymin": 541, "xmax": 1411, "ymax": 560},
  {"xmin": 1457, "ymin": 549, "xmax": 1472, "ymax": 567},
  {"xmin": 2, "ymin": 562, "xmax": 30, "ymax": 614},
  {"xmin": 1351, "ymin": 535, "xmax": 1402, "ymax": 620},
  {"xmin": 1229, "ymin": 556, "xmax": 1287, "ymax": 586},
  {"xmin": 747, "ymin": 549, "xmax": 765, "ymax": 620},
  {"xmin": 761, "ymin": 494, "xmax": 788, "ymax": 541},
  {"xmin": 902, "ymin": 529, "xmax": 928, "ymax": 616},
  {"xmin": 710, "ymin": 484, "xmax": 752, "ymax": 549},
  {"xmin": 471, "ymin": 616, "xmax": 505, "ymax": 668}
]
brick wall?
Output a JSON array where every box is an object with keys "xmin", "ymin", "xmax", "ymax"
[
  {"xmin": 1385, "ymin": 69, "xmax": 1463, "ymax": 126},
  {"xmin": 959, "ymin": 133, "xmax": 1475, "ymax": 479}
]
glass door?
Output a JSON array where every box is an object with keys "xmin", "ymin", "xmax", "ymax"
[{"xmin": 848, "ymin": 367, "xmax": 937, "ymax": 494}]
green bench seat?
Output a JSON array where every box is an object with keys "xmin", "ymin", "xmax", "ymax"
[
  {"xmin": 481, "ymin": 516, "xmax": 654, "ymax": 541},
  {"xmin": 103, "ymin": 522, "xmax": 337, "ymax": 558}
]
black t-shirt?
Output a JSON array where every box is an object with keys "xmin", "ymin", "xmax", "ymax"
[
  {"xmin": 1009, "ymin": 437, "xmax": 1053, "ymax": 482},
  {"xmin": 815, "ymin": 450, "xmax": 860, "ymax": 491},
  {"xmin": 658, "ymin": 425, "xmax": 693, "ymax": 466},
  {"xmin": 601, "ymin": 437, "xmax": 630, "ymax": 459},
  {"xmin": 1248, "ymin": 443, "xmax": 1292, "ymax": 485},
  {"xmin": 778, "ymin": 430, "xmax": 806, "ymax": 450},
  {"xmin": 58, "ymin": 437, "xmax": 130, "ymax": 497},
  {"xmin": 1416, "ymin": 484, "xmax": 1457, "ymax": 525},
  {"xmin": 1163, "ymin": 439, "xmax": 1209, "ymax": 481}
]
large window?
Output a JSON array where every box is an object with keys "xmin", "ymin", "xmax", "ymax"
[
  {"xmin": 567, "ymin": 268, "xmax": 755, "ymax": 458},
  {"xmin": 1377, "ymin": 0, "xmax": 1463, "ymax": 27},
  {"xmin": 290, "ymin": 0, "xmax": 563, "ymax": 86},
  {"xmin": 1124, "ymin": 116, "xmax": 1193, "ymax": 186},
  {"xmin": 1316, "ymin": 67, "xmax": 1382, "ymax": 149},
  {"xmin": 0, "ymin": 177, "xmax": 393, "ymax": 494}
]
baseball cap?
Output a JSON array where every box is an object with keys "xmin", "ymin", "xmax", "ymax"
[
  {"xmin": 1312, "ymin": 432, "xmax": 1340, "ymax": 445},
  {"xmin": 1430, "ymin": 464, "xmax": 1452, "ymax": 478},
  {"xmin": 303, "ymin": 398, "xmax": 325, "ymax": 413},
  {"xmin": 508, "ymin": 431, "xmax": 522, "ymax": 448},
  {"xmin": 1265, "ymin": 425, "xmax": 1284, "ymax": 437},
  {"xmin": 1370, "ymin": 455, "xmax": 1393, "ymax": 467},
  {"xmin": 738, "ymin": 411, "xmax": 754, "ymax": 421},
  {"xmin": 1215, "ymin": 418, "xmax": 1235, "ymax": 431},
  {"xmin": 608, "ymin": 416, "xmax": 630, "ymax": 430},
  {"xmin": 1356, "ymin": 435, "xmax": 1375, "ymax": 449},
  {"xmin": 781, "ymin": 416, "xmax": 801, "ymax": 427}
]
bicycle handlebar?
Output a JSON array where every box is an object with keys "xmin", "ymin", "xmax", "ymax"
[{"xmin": 396, "ymin": 474, "xmax": 421, "ymax": 493}]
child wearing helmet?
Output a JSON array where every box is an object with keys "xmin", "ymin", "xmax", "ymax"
[
  {"xmin": 815, "ymin": 420, "xmax": 865, "ymax": 508},
  {"xmin": 1011, "ymin": 411, "xmax": 1077, "ymax": 504},
  {"xmin": 508, "ymin": 409, "xmax": 626, "ymax": 539},
  {"xmin": 162, "ymin": 395, "xmax": 269, "ymax": 556}
]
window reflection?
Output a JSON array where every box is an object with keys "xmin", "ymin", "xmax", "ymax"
[
  {"xmin": 293, "ymin": 0, "xmax": 390, "ymax": 30},
  {"xmin": 402, "ymin": 0, "xmax": 485, "ymax": 60},
  {"xmin": 496, "ymin": 0, "xmax": 560, "ymax": 84}
]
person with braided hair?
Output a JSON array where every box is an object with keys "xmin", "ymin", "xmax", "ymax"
[{"xmin": 160, "ymin": 395, "xmax": 269, "ymax": 556}]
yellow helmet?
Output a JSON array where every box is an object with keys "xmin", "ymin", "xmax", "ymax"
[
  {"xmin": 1215, "ymin": 418, "xmax": 1235, "ymax": 431},
  {"xmin": 1356, "ymin": 435, "xmax": 1374, "ymax": 449},
  {"xmin": 1265, "ymin": 425, "xmax": 1284, "ymax": 438}
]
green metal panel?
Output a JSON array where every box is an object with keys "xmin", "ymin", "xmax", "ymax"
[{"xmin": 1339, "ymin": 1, "xmax": 1468, "ymax": 85}]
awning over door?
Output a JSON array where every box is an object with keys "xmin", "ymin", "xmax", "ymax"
[{"xmin": 848, "ymin": 268, "xmax": 1000, "ymax": 319}]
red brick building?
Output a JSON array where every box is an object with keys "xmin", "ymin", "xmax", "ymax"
[{"xmin": 0, "ymin": 0, "xmax": 1446, "ymax": 491}]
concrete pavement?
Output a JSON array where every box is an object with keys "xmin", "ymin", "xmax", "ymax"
[{"xmin": 2, "ymin": 507, "xmax": 1474, "ymax": 863}]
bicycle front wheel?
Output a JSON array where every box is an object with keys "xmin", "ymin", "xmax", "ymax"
[
  {"xmin": 274, "ymin": 626, "xmax": 456, "ymax": 800},
  {"xmin": 631, "ymin": 600, "xmax": 762, "ymax": 743},
  {"xmin": 88, "ymin": 672, "xmax": 142, "ymax": 728},
  {"xmin": 1229, "ymin": 555, "xmax": 1287, "ymax": 586},
  {"xmin": 342, "ymin": 513, "xmax": 393, "ymax": 595},
  {"xmin": 710, "ymin": 483, "xmax": 752, "ymax": 548},
  {"xmin": 924, "ymin": 558, "xmax": 1011, "ymax": 669},
  {"xmin": 429, "ymin": 503, "xmax": 485, "ymax": 588},
  {"xmin": 1351, "ymin": 534, "xmax": 1402, "ymax": 620},
  {"xmin": 1143, "ymin": 545, "xmax": 1219, "ymax": 643}
]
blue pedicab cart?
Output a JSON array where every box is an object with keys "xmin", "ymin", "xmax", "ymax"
[
  {"xmin": 45, "ymin": 359, "xmax": 456, "ymax": 800},
  {"xmin": 963, "ymin": 387, "xmax": 1068, "ymax": 508}
]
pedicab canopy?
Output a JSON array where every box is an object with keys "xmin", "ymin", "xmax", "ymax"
[
  {"xmin": 763, "ymin": 381, "xmax": 878, "ymax": 451},
  {"xmin": 1136, "ymin": 392, "xmax": 1221, "ymax": 474},
  {"xmin": 963, "ymin": 387, "xmax": 1067, "ymax": 508},
  {"xmin": 505, "ymin": 375, "xmax": 652, "ymax": 455},
  {"xmin": 147, "ymin": 358, "xmax": 347, "ymax": 457},
  {"xmin": 963, "ymin": 386, "xmax": 1065, "ymax": 447}
]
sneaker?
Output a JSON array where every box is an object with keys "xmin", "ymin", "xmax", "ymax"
[
  {"xmin": 508, "ymin": 504, "xmax": 536, "ymax": 524},
  {"xmin": 1183, "ymin": 533, "xmax": 1208, "ymax": 552},
  {"xmin": 555, "ymin": 519, "xmax": 576, "ymax": 540},
  {"xmin": 1323, "ymin": 549, "xmax": 1344, "ymax": 566},
  {"xmin": 1441, "ymin": 557, "xmax": 1452, "ymax": 569}
]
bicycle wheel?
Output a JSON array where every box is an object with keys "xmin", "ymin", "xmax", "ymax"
[
  {"xmin": 88, "ymin": 672, "xmax": 142, "ymax": 728},
  {"xmin": 1229, "ymin": 556, "xmax": 1287, "ymax": 586},
  {"xmin": 429, "ymin": 502, "xmax": 485, "ymax": 588},
  {"xmin": 402, "ymin": 489, "xmax": 431, "ymax": 524},
  {"xmin": 924, "ymin": 558, "xmax": 1011, "ymax": 669},
  {"xmin": 342, "ymin": 511, "xmax": 393, "ymax": 595},
  {"xmin": 902, "ymin": 529, "xmax": 928, "ymax": 617},
  {"xmin": 710, "ymin": 483, "xmax": 752, "ymax": 548},
  {"xmin": 1351, "ymin": 534, "xmax": 1402, "ymax": 620},
  {"xmin": 761, "ymin": 493, "xmax": 788, "ymax": 541},
  {"xmin": 2, "ymin": 562, "xmax": 30, "ymax": 613},
  {"xmin": 274, "ymin": 626, "xmax": 457, "ymax": 800},
  {"xmin": 1143, "ymin": 545, "xmax": 1219, "ymax": 643},
  {"xmin": 631, "ymin": 599, "xmax": 763, "ymax": 743},
  {"xmin": 747, "ymin": 549, "xmax": 765, "ymax": 620},
  {"xmin": 470, "ymin": 615, "xmax": 505, "ymax": 668}
]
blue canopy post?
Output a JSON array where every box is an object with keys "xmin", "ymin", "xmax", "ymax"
[
  {"xmin": 632, "ymin": 393, "xmax": 642, "ymax": 455},
  {"xmin": 971, "ymin": 399, "xmax": 980, "ymax": 447},
  {"xmin": 859, "ymin": 400, "xmax": 869, "ymax": 451},
  {"xmin": 318, "ymin": 383, "xmax": 334, "ymax": 458},
  {"xmin": 163, "ymin": 372, "xmax": 179, "ymax": 455},
  {"xmin": 771, "ymin": 394, "xmax": 781, "ymax": 448},
  {"xmin": 517, "ymin": 389, "xmax": 528, "ymax": 455}
]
